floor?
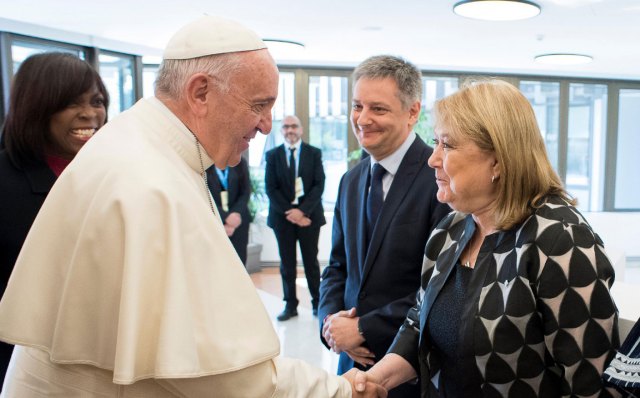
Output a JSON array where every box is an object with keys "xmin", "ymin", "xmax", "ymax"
[{"xmin": 250, "ymin": 267, "xmax": 339, "ymax": 374}]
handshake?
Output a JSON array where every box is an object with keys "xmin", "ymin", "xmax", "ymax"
[
  {"xmin": 324, "ymin": 308, "xmax": 416, "ymax": 397},
  {"xmin": 343, "ymin": 368, "xmax": 387, "ymax": 398}
]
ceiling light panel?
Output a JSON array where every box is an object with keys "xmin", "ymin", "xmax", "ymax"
[{"xmin": 454, "ymin": 0, "xmax": 541, "ymax": 21}]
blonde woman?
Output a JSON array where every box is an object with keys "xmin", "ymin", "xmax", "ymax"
[{"xmin": 348, "ymin": 79, "xmax": 619, "ymax": 397}]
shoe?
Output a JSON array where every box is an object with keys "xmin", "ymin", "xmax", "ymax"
[
  {"xmin": 277, "ymin": 308, "xmax": 298, "ymax": 321},
  {"xmin": 312, "ymin": 308, "xmax": 318, "ymax": 317}
]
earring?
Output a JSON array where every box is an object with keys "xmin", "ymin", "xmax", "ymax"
[{"xmin": 491, "ymin": 175, "xmax": 496, "ymax": 183}]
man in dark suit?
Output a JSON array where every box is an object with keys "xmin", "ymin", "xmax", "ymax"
[
  {"xmin": 318, "ymin": 55, "xmax": 450, "ymax": 398},
  {"xmin": 206, "ymin": 157, "xmax": 251, "ymax": 264},
  {"xmin": 265, "ymin": 115, "xmax": 326, "ymax": 321}
]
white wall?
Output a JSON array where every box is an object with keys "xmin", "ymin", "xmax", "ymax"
[
  {"xmin": 582, "ymin": 211, "xmax": 640, "ymax": 282},
  {"xmin": 582, "ymin": 212, "xmax": 640, "ymax": 258}
]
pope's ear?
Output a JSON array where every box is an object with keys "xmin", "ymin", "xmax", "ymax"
[{"xmin": 184, "ymin": 73, "xmax": 210, "ymax": 117}]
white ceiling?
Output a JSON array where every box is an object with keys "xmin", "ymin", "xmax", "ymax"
[{"xmin": 1, "ymin": 0, "xmax": 639, "ymax": 80}]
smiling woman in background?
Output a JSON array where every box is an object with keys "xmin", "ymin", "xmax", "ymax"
[{"xmin": 0, "ymin": 52, "xmax": 109, "ymax": 386}]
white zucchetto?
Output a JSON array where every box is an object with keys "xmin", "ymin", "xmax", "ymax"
[{"xmin": 163, "ymin": 15, "xmax": 266, "ymax": 60}]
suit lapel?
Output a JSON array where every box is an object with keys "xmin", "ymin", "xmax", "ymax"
[
  {"xmin": 227, "ymin": 166, "xmax": 237, "ymax": 202},
  {"xmin": 23, "ymin": 162, "xmax": 56, "ymax": 194},
  {"xmin": 360, "ymin": 140, "xmax": 428, "ymax": 285},
  {"xmin": 297, "ymin": 143, "xmax": 306, "ymax": 177},
  {"xmin": 418, "ymin": 215, "xmax": 477, "ymax": 344},
  {"xmin": 356, "ymin": 162, "xmax": 370, "ymax": 273},
  {"xmin": 278, "ymin": 144, "xmax": 293, "ymax": 193},
  {"xmin": 207, "ymin": 168, "xmax": 223, "ymax": 204}
]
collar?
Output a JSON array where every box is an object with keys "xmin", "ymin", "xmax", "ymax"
[
  {"xmin": 371, "ymin": 132, "xmax": 416, "ymax": 176},
  {"xmin": 286, "ymin": 140, "xmax": 302, "ymax": 152},
  {"xmin": 45, "ymin": 155, "xmax": 72, "ymax": 177},
  {"xmin": 147, "ymin": 97, "xmax": 214, "ymax": 173}
]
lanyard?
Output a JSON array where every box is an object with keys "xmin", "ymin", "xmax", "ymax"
[{"xmin": 216, "ymin": 167, "xmax": 229, "ymax": 190}]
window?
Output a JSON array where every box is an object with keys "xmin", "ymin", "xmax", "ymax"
[
  {"xmin": 246, "ymin": 71, "xmax": 296, "ymax": 217},
  {"xmin": 248, "ymin": 71, "xmax": 295, "ymax": 170},
  {"xmin": 142, "ymin": 64, "xmax": 159, "ymax": 98},
  {"xmin": 99, "ymin": 52, "xmax": 135, "ymax": 116},
  {"xmin": 417, "ymin": 76, "xmax": 459, "ymax": 143},
  {"xmin": 308, "ymin": 75, "xmax": 349, "ymax": 207},
  {"xmin": 11, "ymin": 39, "xmax": 85, "ymax": 75},
  {"xmin": 614, "ymin": 89, "xmax": 640, "ymax": 209},
  {"xmin": 0, "ymin": 34, "xmax": 637, "ymax": 216},
  {"xmin": 567, "ymin": 83, "xmax": 607, "ymax": 211},
  {"xmin": 520, "ymin": 81, "xmax": 560, "ymax": 170}
]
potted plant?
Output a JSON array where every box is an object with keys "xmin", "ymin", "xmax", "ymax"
[{"xmin": 245, "ymin": 168, "xmax": 267, "ymax": 273}]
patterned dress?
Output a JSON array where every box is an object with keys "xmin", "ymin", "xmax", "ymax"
[{"xmin": 389, "ymin": 195, "xmax": 620, "ymax": 397}]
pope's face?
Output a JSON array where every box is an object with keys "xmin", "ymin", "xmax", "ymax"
[{"xmin": 203, "ymin": 50, "xmax": 279, "ymax": 168}]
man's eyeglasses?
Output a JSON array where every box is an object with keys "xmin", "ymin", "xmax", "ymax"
[{"xmin": 282, "ymin": 124, "xmax": 299, "ymax": 129}]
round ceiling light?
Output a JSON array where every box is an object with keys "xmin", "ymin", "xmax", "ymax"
[
  {"xmin": 453, "ymin": 0, "xmax": 541, "ymax": 21},
  {"xmin": 263, "ymin": 39, "xmax": 305, "ymax": 50},
  {"xmin": 263, "ymin": 39, "xmax": 305, "ymax": 60},
  {"xmin": 534, "ymin": 53, "xmax": 593, "ymax": 65}
]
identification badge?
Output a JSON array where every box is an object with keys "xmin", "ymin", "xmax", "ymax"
[
  {"xmin": 220, "ymin": 191, "xmax": 229, "ymax": 212},
  {"xmin": 295, "ymin": 177, "xmax": 304, "ymax": 199}
]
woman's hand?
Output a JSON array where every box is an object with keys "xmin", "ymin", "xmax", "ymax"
[{"xmin": 342, "ymin": 369, "xmax": 387, "ymax": 398}]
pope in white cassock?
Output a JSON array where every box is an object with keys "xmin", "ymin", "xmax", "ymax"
[{"xmin": 0, "ymin": 16, "xmax": 386, "ymax": 398}]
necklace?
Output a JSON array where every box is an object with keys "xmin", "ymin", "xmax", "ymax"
[
  {"xmin": 462, "ymin": 232, "xmax": 477, "ymax": 268},
  {"xmin": 462, "ymin": 255, "xmax": 473, "ymax": 268},
  {"xmin": 194, "ymin": 137, "xmax": 216, "ymax": 216}
]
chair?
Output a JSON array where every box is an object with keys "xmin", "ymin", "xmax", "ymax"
[{"xmin": 603, "ymin": 316, "xmax": 640, "ymax": 396}]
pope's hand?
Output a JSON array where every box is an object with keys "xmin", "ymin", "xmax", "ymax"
[{"xmin": 343, "ymin": 369, "xmax": 387, "ymax": 398}]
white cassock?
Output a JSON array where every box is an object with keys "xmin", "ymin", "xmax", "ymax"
[{"xmin": 0, "ymin": 97, "xmax": 351, "ymax": 397}]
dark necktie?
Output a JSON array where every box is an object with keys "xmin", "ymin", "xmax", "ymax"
[
  {"xmin": 289, "ymin": 147, "xmax": 296, "ymax": 201},
  {"xmin": 366, "ymin": 163, "xmax": 386, "ymax": 243}
]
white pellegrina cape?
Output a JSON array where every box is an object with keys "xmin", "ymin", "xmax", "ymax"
[{"xmin": 0, "ymin": 97, "xmax": 350, "ymax": 397}]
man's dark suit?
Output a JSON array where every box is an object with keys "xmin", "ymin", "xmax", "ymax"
[
  {"xmin": 0, "ymin": 151, "xmax": 56, "ymax": 388},
  {"xmin": 265, "ymin": 142, "xmax": 325, "ymax": 311},
  {"xmin": 318, "ymin": 136, "xmax": 450, "ymax": 397},
  {"xmin": 206, "ymin": 158, "xmax": 251, "ymax": 264}
]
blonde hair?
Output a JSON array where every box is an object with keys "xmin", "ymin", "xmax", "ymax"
[{"xmin": 433, "ymin": 79, "xmax": 573, "ymax": 230}]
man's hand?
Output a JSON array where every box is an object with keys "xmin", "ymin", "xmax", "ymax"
[
  {"xmin": 285, "ymin": 208, "xmax": 305, "ymax": 224},
  {"xmin": 343, "ymin": 369, "xmax": 387, "ymax": 398},
  {"xmin": 323, "ymin": 308, "xmax": 366, "ymax": 354},
  {"xmin": 297, "ymin": 216, "xmax": 312, "ymax": 227},
  {"xmin": 345, "ymin": 346, "xmax": 375, "ymax": 367},
  {"xmin": 224, "ymin": 224, "xmax": 235, "ymax": 237},
  {"xmin": 225, "ymin": 212, "xmax": 242, "ymax": 228}
]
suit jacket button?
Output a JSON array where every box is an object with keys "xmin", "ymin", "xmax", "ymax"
[{"xmin": 358, "ymin": 291, "xmax": 366, "ymax": 299}]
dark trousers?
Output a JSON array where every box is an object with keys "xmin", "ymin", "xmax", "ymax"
[{"xmin": 273, "ymin": 223, "xmax": 321, "ymax": 310}]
